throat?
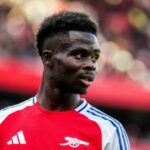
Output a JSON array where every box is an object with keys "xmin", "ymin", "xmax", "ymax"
[
  {"xmin": 37, "ymin": 76, "xmax": 82, "ymax": 111},
  {"xmin": 36, "ymin": 93, "xmax": 82, "ymax": 111}
]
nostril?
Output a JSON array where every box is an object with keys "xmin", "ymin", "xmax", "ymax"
[
  {"xmin": 83, "ymin": 59, "xmax": 97, "ymax": 71},
  {"xmin": 84, "ymin": 65, "xmax": 96, "ymax": 71}
]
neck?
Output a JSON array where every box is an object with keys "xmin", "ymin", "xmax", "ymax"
[{"xmin": 36, "ymin": 73, "xmax": 81, "ymax": 111}]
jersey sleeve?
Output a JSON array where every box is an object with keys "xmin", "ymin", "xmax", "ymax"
[
  {"xmin": 0, "ymin": 98, "xmax": 33, "ymax": 125},
  {"xmin": 79, "ymin": 103, "xmax": 131, "ymax": 150},
  {"xmin": 108, "ymin": 122, "xmax": 131, "ymax": 150}
]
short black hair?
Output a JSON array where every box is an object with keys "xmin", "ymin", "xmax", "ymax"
[{"xmin": 36, "ymin": 11, "xmax": 97, "ymax": 57}]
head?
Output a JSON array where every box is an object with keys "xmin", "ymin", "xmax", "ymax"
[{"xmin": 36, "ymin": 11, "xmax": 100, "ymax": 94}]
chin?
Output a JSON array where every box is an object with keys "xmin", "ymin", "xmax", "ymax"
[
  {"xmin": 79, "ymin": 89, "xmax": 88, "ymax": 94},
  {"xmin": 60, "ymin": 85, "xmax": 88, "ymax": 94},
  {"xmin": 64, "ymin": 88, "xmax": 87, "ymax": 94},
  {"xmin": 73, "ymin": 87, "xmax": 88, "ymax": 94}
]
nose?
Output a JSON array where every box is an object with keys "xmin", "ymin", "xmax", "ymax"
[{"xmin": 83, "ymin": 59, "xmax": 97, "ymax": 71}]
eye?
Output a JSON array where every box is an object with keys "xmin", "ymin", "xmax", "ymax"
[
  {"xmin": 75, "ymin": 52, "xmax": 85, "ymax": 59},
  {"xmin": 92, "ymin": 54, "xmax": 99, "ymax": 62},
  {"xmin": 72, "ymin": 48, "xmax": 88, "ymax": 60}
]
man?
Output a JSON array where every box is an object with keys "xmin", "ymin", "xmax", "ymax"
[{"xmin": 0, "ymin": 11, "xmax": 130, "ymax": 149}]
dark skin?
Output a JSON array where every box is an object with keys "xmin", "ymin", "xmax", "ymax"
[{"xmin": 36, "ymin": 31, "xmax": 100, "ymax": 111}]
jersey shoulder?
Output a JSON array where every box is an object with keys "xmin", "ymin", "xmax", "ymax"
[
  {"xmin": 0, "ymin": 98, "xmax": 34, "ymax": 124},
  {"xmin": 79, "ymin": 102, "xmax": 123, "ymax": 130},
  {"xmin": 82, "ymin": 104, "xmax": 128, "ymax": 136},
  {"xmin": 79, "ymin": 101, "xmax": 130, "ymax": 150}
]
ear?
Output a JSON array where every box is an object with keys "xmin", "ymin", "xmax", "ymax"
[{"xmin": 42, "ymin": 50, "xmax": 53, "ymax": 67}]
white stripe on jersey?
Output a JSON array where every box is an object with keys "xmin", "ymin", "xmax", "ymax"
[
  {"xmin": 76, "ymin": 100, "xmax": 130, "ymax": 150},
  {"xmin": 0, "ymin": 98, "xmax": 34, "ymax": 124}
]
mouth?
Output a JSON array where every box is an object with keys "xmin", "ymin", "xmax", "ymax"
[{"xmin": 79, "ymin": 73, "xmax": 95, "ymax": 87}]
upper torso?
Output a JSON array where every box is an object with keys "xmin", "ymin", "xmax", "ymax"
[{"xmin": 0, "ymin": 97, "xmax": 130, "ymax": 150}]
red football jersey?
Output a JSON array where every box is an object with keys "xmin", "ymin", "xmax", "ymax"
[{"xmin": 0, "ymin": 97, "xmax": 130, "ymax": 150}]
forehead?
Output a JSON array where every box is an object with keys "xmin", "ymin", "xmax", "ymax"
[{"xmin": 68, "ymin": 31, "xmax": 100, "ymax": 50}]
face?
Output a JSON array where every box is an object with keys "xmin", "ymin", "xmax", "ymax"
[{"xmin": 46, "ymin": 31, "xmax": 100, "ymax": 94}]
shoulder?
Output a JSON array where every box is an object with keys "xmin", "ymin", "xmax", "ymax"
[
  {"xmin": 79, "ymin": 101, "xmax": 124, "ymax": 131},
  {"xmin": 79, "ymin": 100, "xmax": 130, "ymax": 150},
  {"xmin": 0, "ymin": 97, "xmax": 34, "ymax": 124}
]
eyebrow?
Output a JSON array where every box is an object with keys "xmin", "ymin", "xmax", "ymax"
[{"xmin": 71, "ymin": 48, "xmax": 101, "ymax": 55}]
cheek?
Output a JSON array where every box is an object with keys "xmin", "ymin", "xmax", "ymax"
[
  {"xmin": 53, "ymin": 57, "xmax": 81, "ymax": 77},
  {"xmin": 52, "ymin": 62, "xmax": 69, "ymax": 79},
  {"xmin": 65, "ymin": 57, "xmax": 81, "ymax": 71}
]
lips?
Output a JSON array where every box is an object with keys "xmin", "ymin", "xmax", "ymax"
[{"xmin": 79, "ymin": 73, "xmax": 95, "ymax": 86}]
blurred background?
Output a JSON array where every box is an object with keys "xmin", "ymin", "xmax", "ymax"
[{"xmin": 0, "ymin": 0, "xmax": 150, "ymax": 149}]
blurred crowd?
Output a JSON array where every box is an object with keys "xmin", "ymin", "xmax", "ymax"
[{"xmin": 0, "ymin": 0, "xmax": 150, "ymax": 88}]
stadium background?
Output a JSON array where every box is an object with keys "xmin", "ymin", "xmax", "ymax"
[{"xmin": 0, "ymin": 0, "xmax": 150, "ymax": 149}]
